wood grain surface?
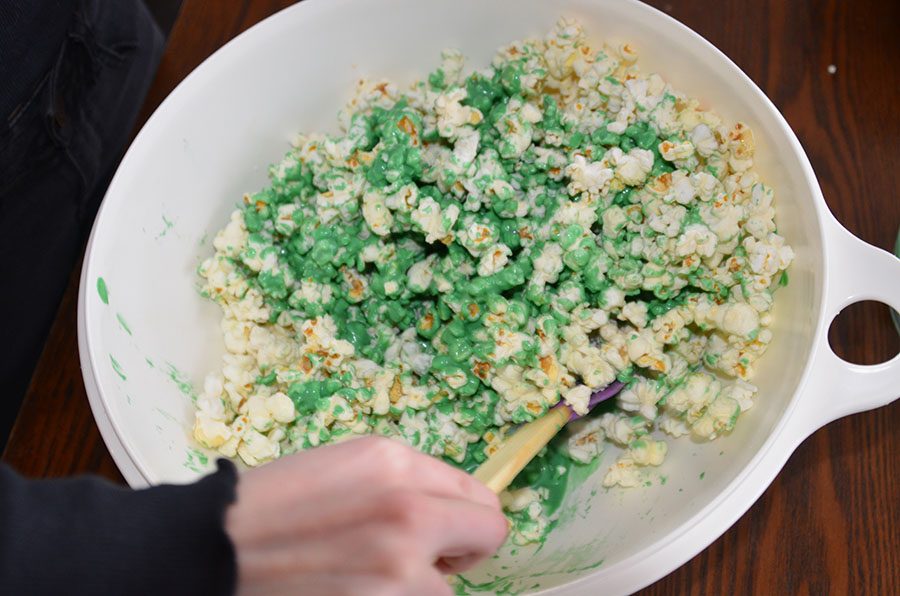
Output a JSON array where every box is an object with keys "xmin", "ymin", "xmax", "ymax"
[{"xmin": 3, "ymin": 0, "xmax": 898, "ymax": 593}]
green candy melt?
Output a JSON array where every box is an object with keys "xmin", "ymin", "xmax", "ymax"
[{"xmin": 194, "ymin": 18, "xmax": 795, "ymax": 551}]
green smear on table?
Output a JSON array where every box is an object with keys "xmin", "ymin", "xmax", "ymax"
[
  {"xmin": 699, "ymin": 471, "xmax": 706, "ymax": 480},
  {"xmin": 110, "ymin": 355, "xmax": 126, "ymax": 381},
  {"xmin": 145, "ymin": 357, "xmax": 155, "ymax": 368},
  {"xmin": 116, "ymin": 313, "xmax": 132, "ymax": 335},
  {"xmin": 97, "ymin": 277, "xmax": 109, "ymax": 304},
  {"xmin": 166, "ymin": 362, "xmax": 197, "ymax": 402}
]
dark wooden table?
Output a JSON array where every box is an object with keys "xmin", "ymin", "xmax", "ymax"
[{"xmin": 4, "ymin": 0, "xmax": 898, "ymax": 593}]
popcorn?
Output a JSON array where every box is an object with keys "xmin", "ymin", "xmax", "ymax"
[
  {"xmin": 689, "ymin": 124, "xmax": 719, "ymax": 157},
  {"xmin": 602, "ymin": 458, "xmax": 642, "ymax": 488},
  {"xmin": 411, "ymin": 197, "xmax": 459, "ymax": 244},
  {"xmin": 435, "ymin": 87, "xmax": 483, "ymax": 139},
  {"xmin": 567, "ymin": 416, "xmax": 606, "ymax": 463},
  {"xmin": 361, "ymin": 190, "xmax": 393, "ymax": 236},
  {"xmin": 477, "ymin": 243, "xmax": 512, "ymax": 277},
  {"xmin": 566, "ymin": 155, "xmax": 614, "ymax": 196},
  {"xmin": 628, "ymin": 439, "xmax": 668, "ymax": 466},
  {"xmin": 213, "ymin": 210, "xmax": 249, "ymax": 257},
  {"xmin": 267, "ymin": 392, "xmax": 297, "ymax": 424},
  {"xmin": 193, "ymin": 18, "xmax": 793, "ymax": 547},
  {"xmin": 620, "ymin": 301, "xmax": 649, "ymax": 329},
  {"xmin": 608, "ymin": 147, "xmax": 654, "ymax": 186},
  {"xmin": 562, "ymin": 384, "xmax": 593, "ymax": 416},
  {"xmin": 193, "ymin": 409, "xmax": 231, "ymax": 449},
  {"xmin": 676, "ymin": 223, "xmax": 718, "ymax": 258},
  {"xmin": 531, "ymin": 243, "xmax": 564, "ymax": 288},
  {"xmin": 617, "ymin": 378, "xmax": 663, "ymax": 420}
]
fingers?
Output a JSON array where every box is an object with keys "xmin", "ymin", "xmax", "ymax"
[
  {"xmin": 271, "ymin": 491, "xmax": 507, "ymax": 575},
  {"xmin": 232, "ymin": 521, "xmax": 425, "ymax": 579},
  {"xmin": 236, "ymin": 436, "xmax": 499, "ymax": 521},
  {"xmin": 435, "ymin": 553, "xmax": 486, "ymax": 575},
  {"xmin": 389, "ymin": 444, "xmax": 500, "ymax": 509},
  {"xmin": 282, "ymin": 436, "xmax": 501, "ymax": 510},
  {"xmin": 377, "ymin": 492, "xmax": 508, "ymax": 566},
  {"xmin": 349, "ymin": 436, "xmax": 501, "ymax": 509},
  {"xmin": 228, "ymin": 436, "xmax": 508, "ymax": 594},
  {"xmin": 424, "ymin": 497, "xmax": 508, "ymax": 563},
  {"xmin": 234, "ymin": 571, "xmax": 452, "ymax": 596}
]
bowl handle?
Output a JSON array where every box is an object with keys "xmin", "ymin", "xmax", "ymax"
[{"xmin": 796, "ymin": 215, "xmax": 900, "ymax": 432}]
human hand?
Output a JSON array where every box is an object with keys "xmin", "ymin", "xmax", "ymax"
[{"xmin": 225, "ymin": 436, "xmax": 508, "ymax": 595}]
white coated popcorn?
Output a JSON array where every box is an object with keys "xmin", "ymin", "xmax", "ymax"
[
  {"xmin": 194, "ymin": 405, "xmax": 232, "ymax": 449},
  {"xmin": 362, "ymin": 191, "xmax": 393, "ymax": 236},
  {"xmin": 676, "ymin": 223, "xmax": 718, "ymax": 258},
  {"xmin": 237, "ymin": 428, "xmax": 280, "ymax": 466},
  {"xmin": 560, "ymin": 335, "xmax": 616, "ymax": 389},
  {"xmin": 666, "ymin": 171, "xmax": 696, "ymax": 205},
  {"xmin": 720, "ymin": 379, "xmax": 757, "ymax": 412},
  {"xmin": 627, "ymin": 329, "xmax": 670, "ymax": 373},
  {"xmin": 566, "ymin": 416, "xmax": 606, "ymax": 463},
  {"xmin": 563, "ymin": 384, "xmax": 593, "ymax": 416},
  {"xmin": 628, "ymin": 439, "xmax": 668, "ymax": 466},
  {"xmin": 267, "ymin": 392, "xmax": 296, "ymax": 423},
  {"xmin": 246, "ymin": 394, "xmax": 274, "ymax": 432},
  {"xmin": 411, "ymin": 197, "xmax": 459, "ymax": 243},
  {"xmin": 453, "ymin": 129, "xmax": 480, "ymax": 165},
  {"xmin": 194, "ymin": 19, "xmax": 794, "ymax": 542},
  {"xmin": 690, "ymin": 394, "xmax": 741, "ymax": 440},
  {"xmin": 710, "ymin": 302, "xmax": 760, "ymax": 338},
  {"xmin": 407, "ymin": 254, "xmax": 437, "ymax": 292},
  {"xmin": 665, "ymin": 372, "xmax": 720, "ymax": 422},
  {"xmin": 609, "ymin": 147, "xmax": 654, "ymax": 186},
  {"xmin": 618, "ymin": 378, "xmax": 663, "ymax": 420},
  {"xmin": 603, "ymin": 459, "xmax": 642, "ymax": 488},
  {"xmin": 501, "ymin": 487, "xmax": 543, "ymax": 513},
  {"xmin": 566, "ymin": 155, "xmax": 614, "ymax": 196},
  {"xmin": 531, "ymin": 243, "xmax": 564, "ymax": 288},
  {"xmin": 213, "ymin": 210, "xmax": 248, "ymax": 257},
  {"xmin": 477, "ymin": 244, "xmax": 512, "ymax": 277},
  {"xmin": 620, "ymin": 301, "xmax": 649, "ymax": 329},
  {"xmin": 689, "ymin": 124, "xmax": 719, "ymax": 157},
  {"xmin": 660, "ymin": 413, "xmax": 690, "ymax": 438},
  {"xmin": 598, "ymin": 412, "xmax": 642, "ymax": 446},
  {"xmin": 744, "ymin": 233, "xmax": 795, "ymax": 276},
  {"xmin": 659, "ymin": 139, "xmax": 695, "ymax": 162},
  {"xmin": 435, "ymin": 87, "xmax": 482, "ymax": 139}
]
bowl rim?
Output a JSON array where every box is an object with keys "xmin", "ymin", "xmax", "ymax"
[{"xmin": 77, "ymin": 0, "xmax": 836, "ymax": 593}]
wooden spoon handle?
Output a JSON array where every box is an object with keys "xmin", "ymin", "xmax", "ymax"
[{"xmin": 472, "ymin": 405, "xmax": 572, "ymax": 494}]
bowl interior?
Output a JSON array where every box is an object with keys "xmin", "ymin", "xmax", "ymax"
[{"xmin": 82, "ymin": 0, "xmax": 824, "ymax": 592}]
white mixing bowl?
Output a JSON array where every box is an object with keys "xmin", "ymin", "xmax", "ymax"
[{"xmin": 77, "ymin": 0, "xmax": 900, "ymax": 593}]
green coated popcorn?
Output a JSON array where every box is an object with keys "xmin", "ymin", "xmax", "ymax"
[{"xmin": 193, "ymin": 18, "xmax": 793, "ymax": 545}]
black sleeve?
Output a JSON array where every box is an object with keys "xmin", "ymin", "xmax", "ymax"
[{"xmin": 0, "ymin": 460, "xmax": 238, "ymax": 596}]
